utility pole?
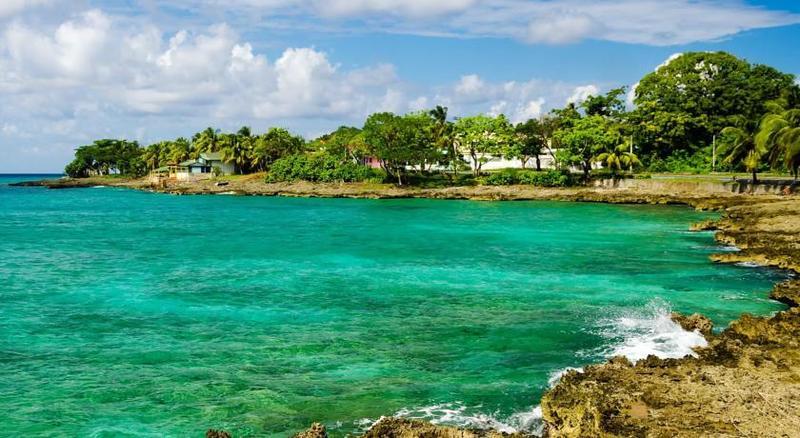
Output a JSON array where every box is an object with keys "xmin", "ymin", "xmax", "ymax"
[{"xmin": 712, "ymin": 134, "xmax": 716, "ymax": 172}]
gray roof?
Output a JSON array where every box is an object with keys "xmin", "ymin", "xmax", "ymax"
[{"xmin": 200, "ymin": 152, "xmax": 223, "ymax": 161}]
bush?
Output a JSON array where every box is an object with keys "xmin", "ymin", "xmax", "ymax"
[
  {"xmin": 481, "ymin": 169, "xmax": 573, "ymax": 187},
  {"xmin": 267, "ymin": 154, "xmax": 385, "ymax": 183},
  {"xmin": 483, "ymin": 169, "xmax": 517, "ymax": 186}
]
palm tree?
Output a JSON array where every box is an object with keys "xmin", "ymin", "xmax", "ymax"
[
  {"xmin": 429, "ymin": 106, "xmax": 458, "ymax": 178},
  {"xmin": 755, "ymin": 102, "xmax": 800, "ymax": 181},
  {"xmin": 167, "ymin": 138, "xmax": 192, "ymax": 165},
  {"xmin": 595, "ymin": 143, "xmax": 641, "ymax": 178},
  {"xmin": 718, "ymin": 126, "xmax": 765, "ymax": 184},
  {"xmin": 220, "ymin": 133, "xmax": 251, "ymax": 174},
  {"xmin": 193, "ymin": 127, "xmax": 220, "ymax": 154}
]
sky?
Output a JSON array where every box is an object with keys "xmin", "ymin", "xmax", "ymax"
[{"xmin": 2, "ymin": 0, "xmax": 800, "ymax": 173}]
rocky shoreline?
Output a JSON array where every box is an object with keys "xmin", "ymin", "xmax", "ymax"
[{"xmin": 15, "ymin": 176, "xmax": 800, "ymax": 437}]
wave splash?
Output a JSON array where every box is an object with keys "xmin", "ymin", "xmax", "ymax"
[
  {"xmin": 360, "ymin": 300, "xmax": 707, "ymax": 436},
  {"xmin": 595, "ymin": 299, "xmax": 708, "ymax": 362},
  {"xmin": 381, "ymin": 402, "xmax": 543, "ymax": 435}
]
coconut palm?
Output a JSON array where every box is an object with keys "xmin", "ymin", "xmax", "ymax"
[
  {"xmin": 192, "ymin": 127, "xmax": 220, "ymax": 154},
  {"xmin": 595, "ymin": 143, "xmax": 641, "ymax": 177},
  {"xmin": 220, "ymin": 133, "xmax": 251, "ymax": 174},
  {"xmin": 755, "ymin": 102, "xmax": 800, "ymax": 181},
  {"xmin": 718, "ymin": 126, "xmax": 765, "ymax": 184}
]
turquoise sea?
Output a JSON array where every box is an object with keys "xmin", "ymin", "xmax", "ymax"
[{"xmin": 0, "ymin": 174, "xmax": 786, "ymax": 437}]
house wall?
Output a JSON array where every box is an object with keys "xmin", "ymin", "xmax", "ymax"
[{"xmin": 212, "ymin": 161, "xmax": 235, "ymax": 175}]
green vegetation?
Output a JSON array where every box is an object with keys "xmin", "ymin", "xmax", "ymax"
[{"xmin": 65, "ymin": 51, "xmax": 800, "ymax": 184}]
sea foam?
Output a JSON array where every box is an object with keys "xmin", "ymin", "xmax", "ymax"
[
  {"xmin": 388, "ymin": 402, "xmax": 544, "ymax": 435},
  {"xmin": 597, "ymin": 300, "xmax": 708, "ymax": 362}
]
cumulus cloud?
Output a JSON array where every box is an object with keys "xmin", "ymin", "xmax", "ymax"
[
  {"xmin": 0, "ymin": 8, "xmax": 608, "ymax": 172},
  {"xmin": 567, "ymin": 85, "xmax": 599, "ymax": 104}
]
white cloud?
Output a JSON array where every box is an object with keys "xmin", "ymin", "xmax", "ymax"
[
  {"xmin": 526, "ymin": 12, "xmax": 600, "ymax": 44},
  {"xmin": 187, "ymin": 0, "xmax": 800, "ymax": 46},
  {"xmin": 0, "ymin": 8, "xmax": 618, "ymax": 172},
  {"xmin": 0, "ymin": 0, "xmax": 49, "ymax": 19},
  {"xmin": 567, "ymin": 84, "xmax": 599, "ymax": 104}
]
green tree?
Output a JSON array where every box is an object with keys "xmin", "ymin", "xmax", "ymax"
[
  {"xmin": 582, "ymin": 87, "xmax": 627, "ymax": 119},
  {"xmin": 755, "ymin": 101, "xmax": 800, "ymax": 180},
  {"xmin": 554, "ymin": 115, "xmax": 617, "ymax": 178},
  {"xmin": 632, "ymin": 52, "xmax": 797, "ymax": 162},
  {"xmin": 454, "ymin": 114, "xmax": 516, "ymax": 177},
  {"xmin": 513, "ymin": 118, "xmax": 547, "ymax": 170},
  {"xmin": 192, "ymin": 127, "xmax": 220, "ymax": 154},
  {"xmin": 251, "ymin": 128, "xmax": 305, "ymax": 172},
  {"xmin": 717, "ymin": 126, "xmax": 764, "ymax": 184},
  {"xmin": 362, "ymin": 112, "xmax": 432, "ymax": 185},
  {"xmin": 595, "ymin": 143, "xmax": 641, "ymax": 178}
]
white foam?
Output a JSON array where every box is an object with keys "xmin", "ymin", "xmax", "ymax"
[
  {"xmin": 735, "ymin": 261, "xmax": 762, "ymax": 268},
  {"xmin": 392, "ymin": 402, "xmax": 543, "ymax": 435},
  {"xmin": 597, "ymin": 300, "xmax": 707, "ymax": 362},
  {"xmin": 547, "ymin": 367, "xmax": 584, "ymax": 388}
]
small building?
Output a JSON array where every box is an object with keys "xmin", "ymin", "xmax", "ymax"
[
  {"xmin": 199, "ymin": 152, "xmax": 235, "ymax": 176},
  {"xmin": 362, "ymin": 156, "xmax": 382, "ymax": 169},
  {"xmin": 149, "ymin": 152, "xmax": 235, "ymax": 182}
]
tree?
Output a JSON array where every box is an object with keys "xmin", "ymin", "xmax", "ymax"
[
  {"xmin": 429, "ymin": 106, "xmax": 459, "ymax": 179},
  {"xmin": 717, "ymin": 126, "xmax": 764, "ymax": 184},
  {"xmin": 167, "ymin": 138, "xmax": 192, "ymax": 165},
  {"xmin": 755, "ymin": 101, "xmax": 800, "ymax": 180},
  {"xmin": 251, "ymin": 128, "xmax": 305, "ymax": 172},
  {"xmin": 362, "ymin": 112, "xmax": 432, "ymax": 185},
  {"xmin": 192, "ymin": 127, "xmax": 220, "ymax": 154},
  {"xmin": 632, "ymin": 52, "xmax": 797, "ymax": 161},
  {"xmin": 220, "ymin": 132, "xmax": 252, "ymax": 174},
  {"xmin": 582, "ymin": 87, "xmax": 627, "ymax": 119},
  {"xmin": 513, "ymin": 118, "xmax": 547, "ymax": 170},
  {"xmin": 595, "ymin": 143, "xmax": 641, "ymax": 178},
  {"xmin": 554, "ymin": 115, "xmax": 617, "ymax": 178},
  {"xmin": 310, "ymin": 126, "xmax": 366, "ymax": 162},
  {"xmin": 453, "ymin": 114, "xmax": 516, "ymax": 177}
]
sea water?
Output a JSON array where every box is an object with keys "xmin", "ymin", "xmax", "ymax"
[{"xmin": 0, "ymin": 175, "xmax": 786, "ymax": 436}]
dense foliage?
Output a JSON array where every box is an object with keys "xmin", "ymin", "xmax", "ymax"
[
  {"xmin": 65, "ymin": 51, "xmax": 800, "ymax": 183},
  {"xmin": 482, "ymin": 169, "xmax": 573, "ymax": 187},
  {"xmin": 266, "ymin": 153, "xmax": 384, "ymax": 183}
]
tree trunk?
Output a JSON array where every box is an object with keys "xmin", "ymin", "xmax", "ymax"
[
  {"xmin": 752, "ymin": 170, "xmax": 758, "ymax": 185},
  {"xmin": 536, "ymin": 156, "xmax": 541, "ymax": 172}
]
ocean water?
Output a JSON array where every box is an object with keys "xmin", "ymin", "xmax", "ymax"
[{"xmin": 0, "ymin": 175, "xmax": 786, "ymax": 437}]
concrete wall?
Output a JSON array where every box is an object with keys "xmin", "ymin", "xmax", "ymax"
[{"xmin": 593, "ymin": 178, "xmax": 797, "ymax": 195}]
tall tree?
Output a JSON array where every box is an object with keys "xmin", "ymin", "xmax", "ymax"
[
  {"xmin": 513, "ymin": 118, "xmax": 547, "ymax": 170},
  {"xmin": 632, "ymin": 52, "xmax": 797, "ymax": 161},
  {"xmin": 755, "ymin": 101, "xmax": 800, "ymax": 180},
  {"xmin": 453, "ymin": 114, "xmax": 516, "ymax": 177},
  {"xmin": 717, "ymin": 126, "xmax": 764, "ymax": 184},
  {"xmin": 554, "ymin": 115, "xmax": 617, "ymax": 178},
  {"xmin": 251, "ymin": 128, "xmax": 305, "ymax": 172}
]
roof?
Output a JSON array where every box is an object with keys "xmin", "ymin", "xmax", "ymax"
[
  {"xmin": 200, "ymin": 152, "xmax": 223, "ymax": 161},
  {"xmin": 179, "ymin": 159, "xmax": 209, "ymax": 167}
]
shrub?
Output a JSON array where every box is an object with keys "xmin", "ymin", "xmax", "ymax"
[
  {"xmin": 483, "ymin": 169, "xmax": 517, "ymax": 186},
  {"xmin": 480, "ymin": 169, "xmax": 573, "ymax": 187},
  {"xmin": 267, "ymin": 154, "xmax": 385, "ymax": 183}
]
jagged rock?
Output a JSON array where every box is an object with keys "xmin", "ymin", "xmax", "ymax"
[
  {"xmin": 205, "ymin": 430, "xmax": 231, "ymax": 438},
  {"xmin": 293, "ymin": 422, "xmax": 328, "ymax": 438},
  {"xmin": 671, "ymin": 312, "xmax": 714, "ymax": 337},
  {"xmin": 689, "ymin": 219, "xmax": 718, "ymax": 231},
  {"xmin": 362, "ymin": 417, "xmax": 529, "ymax": 438},
  {"xmin": 542, "ymin": 197, "xmax": 800, "ymax": 437}
]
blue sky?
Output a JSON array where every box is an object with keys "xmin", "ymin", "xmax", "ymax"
[{"xmin": 1, "ymin": 0, "xmax": 800, "ymax": 172}]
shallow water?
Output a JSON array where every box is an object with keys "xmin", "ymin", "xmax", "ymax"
[{"xmin": 0, "ymin": 175, "xmax": 786, "ymax": 436}]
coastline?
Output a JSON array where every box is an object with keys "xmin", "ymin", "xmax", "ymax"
[{"xmin": 15, "ymin": 176, "xmax": 800, "ymax": 437}]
